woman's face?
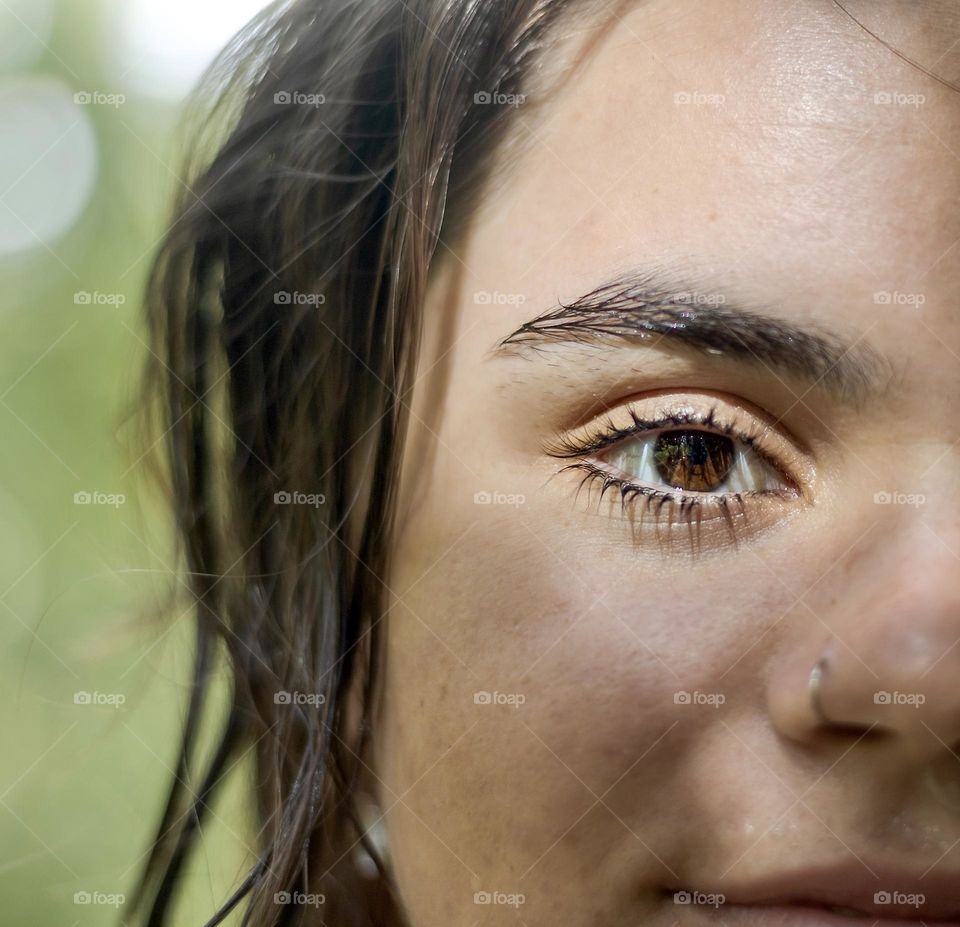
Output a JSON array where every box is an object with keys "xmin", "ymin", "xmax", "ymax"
[{"xmin": 376, "ymin": 1, "xmax": 960, "ymax": 924}]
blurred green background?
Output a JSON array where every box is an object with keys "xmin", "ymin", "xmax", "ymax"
[{"xmin": 0, "ymin": 0, "xmax": 270, "ymax": 923}]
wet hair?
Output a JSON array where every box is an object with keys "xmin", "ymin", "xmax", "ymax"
[
  {"xmin": 131, "ymin": 1, "xmax": 600, "ymax": 924},
  {"xmin": 132, "ymin": 1, "xmax": 957, "ymax": 924}
]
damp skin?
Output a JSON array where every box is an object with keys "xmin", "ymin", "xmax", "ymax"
[{"xmin": 375, "ymin": 3, "xmax": 960, "ymax": 927}]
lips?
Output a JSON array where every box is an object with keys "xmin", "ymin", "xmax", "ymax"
[
  {"xmin": 672, "ymin": 861, "xmax": 960, "ymax": 922},
  {"xmin": 688, "ymin": 904, "xmax": 960, "ymax": 927}
]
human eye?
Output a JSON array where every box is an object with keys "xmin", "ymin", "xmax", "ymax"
[{"xmin": 544, "ymin": 392, "xmax": 811, "ymax": 550}]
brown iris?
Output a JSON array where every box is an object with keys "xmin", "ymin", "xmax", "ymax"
[{"xmin": 653, "ymin": 431, "xmax": 735, "ymax": 492}]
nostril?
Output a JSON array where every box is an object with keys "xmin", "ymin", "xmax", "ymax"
[{"xmin": 768, "ymin": 630, "xmax": 960, "ymax": 757}]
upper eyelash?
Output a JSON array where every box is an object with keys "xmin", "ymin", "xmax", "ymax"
[{"xmin": 544, "ymin": 404, "xmax": 770, "ymax": 468}]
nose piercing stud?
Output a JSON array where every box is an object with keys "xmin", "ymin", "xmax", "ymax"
[{"xmin": 809, "ymin": 656, "xmax": 830, "ymax": 726}]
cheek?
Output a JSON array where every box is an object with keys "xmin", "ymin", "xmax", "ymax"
[{"xmin": 375, "ymin": 487, "xmax": 808, "ymax": 923}]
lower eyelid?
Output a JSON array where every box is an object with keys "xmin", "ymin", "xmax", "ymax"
[{"xmin": 556, "ymin": 461, "xmax": 802, "ymax": 552}]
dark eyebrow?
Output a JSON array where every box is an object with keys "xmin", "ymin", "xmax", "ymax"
[{"xmin": 493, "ymin": 270, "xmax": 888, "ymax": 402}]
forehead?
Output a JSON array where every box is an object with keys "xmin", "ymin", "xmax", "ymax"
[{"xmin": 452, "ymin": 0, "xmax": 960, "ymax": 362}]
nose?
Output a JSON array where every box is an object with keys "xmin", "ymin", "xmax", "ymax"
[{"xmin": 767, "ymin": 536, "xmax": 960, "ymax": 760}]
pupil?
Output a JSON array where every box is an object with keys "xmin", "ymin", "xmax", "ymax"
[{"xmin": 653, "ymin": 431, "xmax": 735, "ymax": 491}]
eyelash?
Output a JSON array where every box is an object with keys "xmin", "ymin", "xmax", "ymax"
[{"xmin": 544, "ymin": 405, "xmax": 799, "ymax": 547}]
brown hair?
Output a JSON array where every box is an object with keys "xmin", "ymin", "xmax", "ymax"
[{"xmin": 132, "ymin": 1, "xmax": 598, "ymax": 924}]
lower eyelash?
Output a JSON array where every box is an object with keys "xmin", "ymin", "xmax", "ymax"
[{"xmin": 556, "ymin": 460, "xmax": 796, "ymax": 554}]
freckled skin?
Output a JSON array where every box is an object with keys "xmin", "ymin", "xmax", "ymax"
[{"xmin": 371, "ymin": 2, "xmax": 960, "ymax": 926}]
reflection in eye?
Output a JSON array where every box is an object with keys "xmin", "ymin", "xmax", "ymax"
[
  {"xmin": 544, "ymin": 399, "xmax": 807, "ymax": 549},
  {"xmin": 607, "ymin": 428, "xmax": 786, "ymax": 494}
]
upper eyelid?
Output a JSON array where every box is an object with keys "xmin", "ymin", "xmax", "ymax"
[{"xmin": 544, "ymin": 406, "xmax": 764, "ymax": 459}]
